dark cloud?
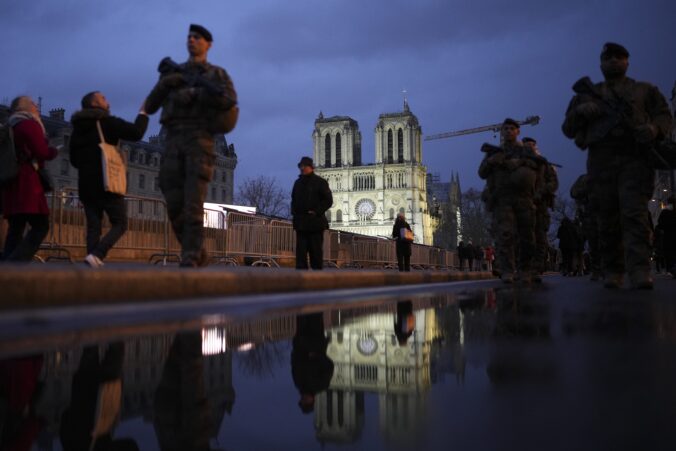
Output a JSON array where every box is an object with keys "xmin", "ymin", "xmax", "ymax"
[{"xmin": 1, "ymin": 0, "xmax": 674, "ymax": 199}]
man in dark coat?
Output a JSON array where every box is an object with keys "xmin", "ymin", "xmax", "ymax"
[
  {"xmin": 291, "ymin": 156, "xmax": 333, "ymax": 269},
  {"xmin": 562, "ymin": 42, "xmax": 672, "ymax": 289},
  {"xmin": 70, "ymin": 91, "xmax": 148, "ymax": 267},
  {"xmin": 291, "ymin": 313, "xmax": 334, "ymax": 414}
]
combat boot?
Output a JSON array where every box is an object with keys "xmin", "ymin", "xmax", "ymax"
[
  {"xmin": 603, "ymin": 273, "xmax": 624, "ymax": 289},
  {"xmin": 629, "ymin": 270, "xmax": 653, "ymax": 290}
]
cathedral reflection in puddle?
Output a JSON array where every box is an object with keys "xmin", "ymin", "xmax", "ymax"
[{"xmin": 3, "ymin": 286, "xmax": 676, "ymax": 450}]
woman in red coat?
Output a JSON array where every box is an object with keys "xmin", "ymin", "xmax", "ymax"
[{"xmin": 2, "ymin": 96, "xmax": 57, "ymax": 261}]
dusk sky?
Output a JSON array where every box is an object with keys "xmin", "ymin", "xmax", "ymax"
[{"xmin": 1, "ymin": 0, "xmax": 674, "ymax": 197}]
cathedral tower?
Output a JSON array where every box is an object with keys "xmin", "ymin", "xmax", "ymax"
[{"xmin": 312, "ymin": 112, "xmax": 362, "ymax": 168}]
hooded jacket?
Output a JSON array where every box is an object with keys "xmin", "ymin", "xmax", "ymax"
[{"xmin": 69, "ymin": 108, "xmax": 148, "ymax": 200}]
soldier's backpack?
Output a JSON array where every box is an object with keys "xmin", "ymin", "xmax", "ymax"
[{"xmin": 0, "ymin": 122, "xmax": 18, "ymax": 186}]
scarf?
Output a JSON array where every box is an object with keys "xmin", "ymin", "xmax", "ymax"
[{"xmin": 8, "ymin": 111, "xmax": 47, "ymax": 137}]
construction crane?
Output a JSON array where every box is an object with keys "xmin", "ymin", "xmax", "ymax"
[{"xmin": 424, "ymin": 115, "xmax": 540, "ymax": 141}]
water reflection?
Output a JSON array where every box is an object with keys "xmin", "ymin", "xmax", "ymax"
[{"xmin": 7, "ymin": 284, "xmax": 676, "ymax": 449}]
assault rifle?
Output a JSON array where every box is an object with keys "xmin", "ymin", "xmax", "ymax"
[
  {"xmin": 480, "ymin": 143, "xmax": 563, "ymax": 168},
  {"xmin": 572, "ymin": 76, "xmax": 674, "ymax": 169},
  {"xmin": 157, "ymin": 57, "xmax": 237, "ymax": 108}
]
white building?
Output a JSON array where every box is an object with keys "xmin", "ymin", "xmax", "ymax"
[{"xmin": 313, "ymin": 102, "xmax": 438, "ymax": 244}]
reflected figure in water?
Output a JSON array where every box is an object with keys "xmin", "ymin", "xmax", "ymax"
[
  {"xmin": 154, "ymin": 332, "xmax": 213, "ymax": 451},
  {"xmin": 0, "ymin": 355, "xmax": 44, "ymax": 451},
  {"xmin": 60, "ymin": 342, "xmax": 138, "ymax": 451},
  {"xmin": 292, "ymin": 313, "xmax": 334, "ymax": 414},
  {"xmin": 394, "ymin": 301, "xmax": 415, "ymax": 345}
]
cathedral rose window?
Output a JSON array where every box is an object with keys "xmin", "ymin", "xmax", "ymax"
[{"xmin": 355, "ymin": 199, "xmax": 376, "ymax": 220}]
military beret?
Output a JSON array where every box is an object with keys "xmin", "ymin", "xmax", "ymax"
[
  {"xmin": 189, "ymin": 24, "xmax": 213, "ymax": 42},
  {"xmin": 601, "ymin": 42, "xmax": 629, "ymax": 59},
  {"xmin": 502, "ymin": 118, "xmax": 520, "ymax": 129},
  {"xmin": 522, "ymin": 137, "xmax": 536, "ymax": 144}
]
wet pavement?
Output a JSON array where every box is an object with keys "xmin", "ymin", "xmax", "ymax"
[{"xmin": 1, "ymin": 274, "xmax": 675, "ymax": 450}]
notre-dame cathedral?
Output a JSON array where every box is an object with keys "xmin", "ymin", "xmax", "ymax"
[{"xmin": 313, "ymin": 101, "xmax": 444, "ymax": 245}]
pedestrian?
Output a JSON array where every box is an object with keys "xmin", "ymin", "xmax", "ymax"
[
  {"xmin": 457, "ymin": 241, "xmax": 466, "ymax": 271},
  {"xmin": 478, "ymin": 118, "xmax": 540, "ymax": 284},
  {"xmin": 474, "ymin": 245, "xmax": 484, "ymax": 271},
  {"xmin": 557, "ymin": 217, "xmax": 578, "ymax": 276},
  {"xmin": 144, "ymin": 24, "xmax": 239, "ymax": 267},
  {"xmin": 291, "ymin": 157, "xmax": 333, "ymax": 270},
  {"xmin": 465, "ymin": 241, "xmax": 475, "ymax": 271},
  {"xmin": 484, "ymin": 245, "xmax": 495, "ymax": 273},
  {"xmin": 1, "ymin": 96, "xmax": 57, "ymax": 262},
  {"xmin": 523, "ymin": 137, "xmax": 559, "ymax": 274},
  {"xmin": 562, "ymin": 42, "xmax": 672, "ymax": 289},
  {"xmin": 656, "ymin": 196, "xmax": 676, "ymax": 277},
  {"xmin": 570, "ymin": 174, "xmax": 602, "ymax": 280},
  {"xmin": 69, "ymin": 91, "xmax": 148, "ymax": 267},
  {"xmin": 392, "ymin": 212, "xmax": 413, "ymax": 272}
]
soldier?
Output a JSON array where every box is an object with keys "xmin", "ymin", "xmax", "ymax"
[
  {"xmin": 562, "ymin": 42, "xmax": 672, "ymax": 289},
  {"xmin": 523, "ymin": 137, "xmax": 559, "ymax": 274},
  {"xmin": 144, "ymin": 24, "xmax": 238, "ymax": 267},
  {"xmin": 570, "ymin": 174, "xmax": 602, "ymax": 280},
  {"xmin": 479, "ymin": 119, "xmax": 540, "ymax": 284}
]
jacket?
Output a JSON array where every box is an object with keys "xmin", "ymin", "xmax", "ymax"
[
  {"xmin": 291, "ymin": 172, "xmax": 333, "ymax": 232},
  {"xmin": 1, "ymin": 119, "xmax": 57, "ymax": 216},
  {"xmin": 392, "ymin": 218, "xmax": 412, "ymax": 255},
  {"xmin": 69, "ymin": 108, "xmax": 148, "ymax": 200}
]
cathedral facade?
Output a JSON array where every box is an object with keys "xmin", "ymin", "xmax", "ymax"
[{"xmin": 313, "ymin": 102, "xmax": 437, "ymax": 245}]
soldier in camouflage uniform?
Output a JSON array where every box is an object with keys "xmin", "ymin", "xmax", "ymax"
[
  {"xmin": 479, "ymin": 119, "xmax": 541, "ymax": 284},
  {"xmin": 570, "ymin": 174, "xmax": 602, "ymax": 280},
  {"xmin": 523, "ymin": 137, "xmax": 559, "ymax": 274},
  {"xmin": 563, "ymin": 42, "xmax": 672, "ymax": 289},
  {"xmin": 145, "ymin": 24, "xmax": 238, "ymax": 267}
]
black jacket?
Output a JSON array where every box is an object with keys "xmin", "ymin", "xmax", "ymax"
[
  {"xmin": 291, "ymin": 172, "xmax": 333, "ymax": 232},
  {"xmin": 392, "ymin": 217, "xmax": 412, "ymax": 255},
  {"xmin": 70, "ymin": 108, "xmax": 148, "ymax": 200}
]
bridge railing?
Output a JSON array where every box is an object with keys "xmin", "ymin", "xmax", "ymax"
[{"xmin": 36, "ymin": 188, "xmax": 462, "ymax": 269}]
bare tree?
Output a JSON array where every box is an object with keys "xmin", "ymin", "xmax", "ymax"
[
  {"xmin": 460, "ymin": 188, "xmax": 492, "ymax": 246},
  {"xmin": 236, "ymin": 175, "xmax": 289, "ymax": 218},
  {"xmin": 549, "ymin": 195, "xmax": 577, "ymax": 240}
]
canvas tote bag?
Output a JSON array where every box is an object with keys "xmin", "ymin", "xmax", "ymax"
[{"xmin": 97, "ymin": 121, "xmax": 127, "ymax": 195}]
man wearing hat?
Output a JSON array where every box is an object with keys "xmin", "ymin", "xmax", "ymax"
[
  {"xmin": 562, "ymin": 42, "xmax": 672, "ymax": 289},
  {"xmin": 479, "ymin": 119, "xmax": 541, "ymax": 283},
  {"xmin": 144, "ymin": 24, "xmax": 239, "ymax": 267},
  {"xmin": 291, "ymin": 157, "xmax": 333, "ymax": 269}
]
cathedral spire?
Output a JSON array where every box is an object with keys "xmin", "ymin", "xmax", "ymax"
[{"xmin": 402, "ymin": 89, "xmax": 410, "ymax": 112}]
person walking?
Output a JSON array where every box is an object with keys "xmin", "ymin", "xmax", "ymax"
[
  {"xmin": 69, "ymin": 91, "xmax": 148, "ymax": 267},
  {"xmin": 392, "ymin": 212, "xmax": 413, "ymax": 272},
  {"xmin": 562, "ymin": 42, "xmax": 672, "ymax": 289},
  {"xmin": 291, "ymin": 157, "xmax": 332, "ymax": 270},
  {"xmin": 1, "ymin": 96, "xmax": 57, "ymax": 262},
  {"xmin": 656, "ymin": 196, "xmax": 676, "ymax": 277},
  {"xmin": 144, "ymin": 24, "xmax": 238, "ymax": 267}
]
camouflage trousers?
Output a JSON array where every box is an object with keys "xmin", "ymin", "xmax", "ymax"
[
  {"xmin": 491, "ymin": 196, "xmax": 536, "ymax": 275},
  {"xmin": 588, "ymin": 149, "xmax": 654, "ymax": 276},
  {"xmin": 534, "ymin": 204, "xmax": 550, "ymax": 272},
  {"xmin": 160, "ymin": 127, "xmax": 215, "ymax": 266}
]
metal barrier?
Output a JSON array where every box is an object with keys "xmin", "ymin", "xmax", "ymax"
[{"xmin": 34, "ymin": 188, "xmax": 466, "ymax": 270}]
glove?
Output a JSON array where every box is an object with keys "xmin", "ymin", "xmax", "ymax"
[
  {"xmin": 160, "ymin": 73, "xmax": 185, "ymax": 89},
  {"xmin": 634, "ymin": 124, "xmax": 657, "ymax": 144},
  {"xmin": 575, "ymin": 102, "xmax": 601, "ymax": 119}
]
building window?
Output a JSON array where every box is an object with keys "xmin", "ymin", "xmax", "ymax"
[
  {"xmin": 221, "ymin": 171, "xmax": 227, "ymax": 183},
  {"xmin": 324, "ymin": 134, "xmax": 331, "ymax": 168},
  {"xmin": 336, "ymin": 210, "xmax": 342, "ymax": 223},
  {"xmin": 130, "ymin": 150, "xmax": 137, "ymax": 163},
  {"xmin": 154, "ymin": 177, "xmax": 159, "ymax": 191},
  {"xmin": 153, "ymin": 157, "xmax": 158, "ymax": 166},
  {"xmin": 211, "ymin": 186, "xmax": 216, "ymax": 200},
  {"xmin": 326, "ymin": 210, "xmax": 332, "ymax": 222},
  {"xmin": 335, "ymin": 133, "xmax": 341, "ymax": 167},
  {"xmin": 397, "ymin": 129, "xmax": 404, "ymax": 163},
  {"xmin": 60, "ymin": 159, "xmax": 70, "ymax": 176},
  {"xmin": 387, "ymin": 129, "xmax": 393, "ymax": 164},
  {"xmin": 138, "ymin": 201, "xmax": 144, "ymax": 214},
  {"xmin": 221, "ymin": 189, "xmax": 227, "ymax": 202},
  {"xmin": 139, "ymin": 174, "xmax": 145, "ymax": 190}
]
